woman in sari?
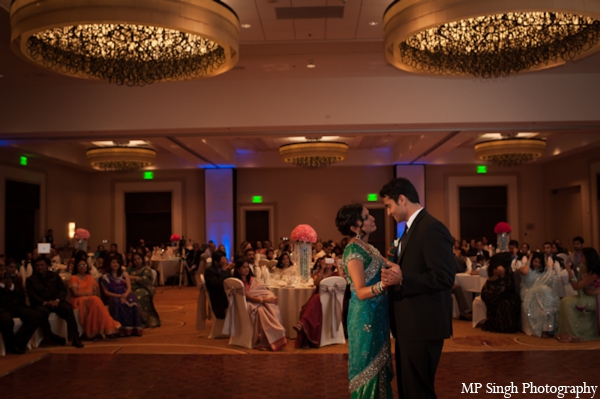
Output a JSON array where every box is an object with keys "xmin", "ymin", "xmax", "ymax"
[
  {"xmin": 481, "ymin": 253, "xmax": 521, "ymax": 333},
  {"xmin": 294, "ymin": 256, "xmax": 339, "ymax": 348},
  {"xmin": 233, "ymin": 259, "xmax": 287, "ymax": 351},
  {"xmin": 127, "ymin": 252, "xmax": 160, "ymax": 328},
  {"xmin": 68, "ymin": 252, "xmax": 120, "ymax": 340},
  {"xmin": 336, "ymin": 204, "xmax": 393, "ymax": 399},
  {"xmin": 519, "ymin": 252, "xmax": 561, "ymax": 337},
  {"xmin": 102, "ymin": 254, "xmax": 143, "ymax": 337},
  {"xmin": 557, "ymin": 247, "xmax": 600, "ymax": 343}
]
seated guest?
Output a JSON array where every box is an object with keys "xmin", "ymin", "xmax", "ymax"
[
  {"xmin": 519, "ymin": 252, "xmax": 561, "ymax": 337},
  {"xmin": 185, "ymin": 243, "xmax": 204, "ymax": 286},
  {"xmin": 275, "ymin": 242, "xmax": 285, "ymax": 258},
  {"xmin": 470, "ymin": 255, "xmax": 487, "ymax": 275},
  {"xmin": 204, "ymin": 250, "xmax": 230, "ymax": 319},
  {"xmin": 468, "ymin": 240, "xmax": 490, "ymax": 261},
  {"xmin": 106, "ymin": 243, "xmax": 124, "ymax": 264},
  {"xmin": 127, "ymin": 253, "xmax": 160, "ymax": 328},
  {"xmin": 68, "ymin": 252, "xmax": 120, "ymax": 340},
  {"xmin": 50, "ymin": 247, "xmax": 61, "ymax": 265},
  {"xmin": 557, "ymin": 247, "xmax": 600, "ymax": 343},
  {"xmin": 265, "ymin": 248, "xmax": 275, "ymax": 261},
  {"xmin": 542, "ymin": 241, "xmax": 563, "ymax": 271},
  {"xmin": 570, "ymin": 237, "xmax": 584, "ymax": 272},
  {"xmin": 255, "ymin": 241, "xmax": 265, "ymax": 254},
  {"xmin": 313, "ymin": 242, "xmax": 325, "ymax": 261},
  {"xmin": 482, "ymin": 236, "xmax": 494, "ymax": 255},
  {"xmin": 273, "ymin": 252, "xmax": 299, "ymax": 278},
  {"xmin": 275, "ymin": 252, "xmax": 293, "ymax": 271},
  {"xmin": 217, "ymin": 244, "xmax": 227, "ymax": 253},
  {"xmin": 245, "ymin": 248, "xmax": 262, "ymax": 281},
  {"xmin": 233, "ymin": 259, "xmax": 287, "ymax": 351},
  {"xmin": 124, "ymin": 251, "xmax": 134, "ymax": 268},
  {"xmin": 295, "ymin": 256, "xmax": 339, "ymax": 348},
  {"xmin": 101, "ymin": 254, "xmax": 143, "ymax": 337},
  {"xmin": 0, "ymin": 259, "xmax": 45, "ymax": 354},
  {"xmin": 27, "ymin": 256, "xmax": 84, "ymax": 347},
  {"xmin": 521, "ymin": 243, "xmax": 531, "ymax": 257},
  {"xmin": 481, "ymin": 253, "xmax": 521, "ymax": 333},
  {"xmin": 95, "ymin": 245, "xmax": 107, "ymax": 261}
]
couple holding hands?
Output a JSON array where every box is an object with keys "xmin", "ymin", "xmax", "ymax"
[{"xmin": 337, "ymin": 178, "xmax": 455, "ymax": 399}]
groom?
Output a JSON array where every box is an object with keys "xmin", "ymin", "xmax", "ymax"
[{"xmin": 380, "ymin": 178, "xmax": 455, "ymax": 399}]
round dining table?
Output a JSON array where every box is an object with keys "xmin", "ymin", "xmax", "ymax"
[
  {"xmin": 151, "ymin": 258, "xmax": 182, "ymax": 286},
  {"xmin": 266, "ymin": 284, "xmax": 315, "ymax": 339}
]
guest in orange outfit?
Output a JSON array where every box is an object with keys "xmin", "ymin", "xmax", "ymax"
[{"xmin": 68, "ymin": 252, "xmax": 120, "ymax": 340}]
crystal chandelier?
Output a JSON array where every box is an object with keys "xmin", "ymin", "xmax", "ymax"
[
  {"xmin": 279, "ymin": 138, "xmax": 349, "ymax": 169},
  {"xmin": 10, "ymin": 0, "xmax": 239, "ymax": 86},
  {"xmin": 474, "ymin": 134, "xmax": 546, "ymax": 166},
  {"xmin": 87, "ymin": 143, "xmax": 156, "ymax": 171},
  {"xmin": 383, "ymin": 0, "xmax": 600, "ymax": 78}
]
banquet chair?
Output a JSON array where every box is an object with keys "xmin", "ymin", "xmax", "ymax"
[
  {"xmin": 472, "ymin": 296, "xmax": 487, "ymax": 328},
  {"xmin": 150, "ymin": 269, "xmax": 158, "ymax": 286},
  {"xmin": 451, "ymin": 294, "xmax": 460, "ymax": 319},
  {"xmin": 520, "ymin": 304, "xmax": 533, "ymax": 335},
  {"xmin": 319, "ymin": 276, "xmax": 346, "ymax": 347},
  {"xmin": 205, "ymin": 278, "xmax": 227, "ymax": 339},
  {"xmin": 0, "ymin": 318, "xmax": 33, "ymax": 356},
  {"xmin": 561, "ymin": 269, "xmax": 577, "ymax": 297},
  {"xmin": 32, "ymin": 309, "xmax": 84, "ymax": 347},
  {"xmin": 19, "ymin": 264, "xmax": 33, "ymax": 288},
  {"xmin": 196, "ymin": 274, "xmax": 208, "ymax": 331},
  {"xmin": 222, "ymin": 278, "xmax": 253, "ymax": 348}
]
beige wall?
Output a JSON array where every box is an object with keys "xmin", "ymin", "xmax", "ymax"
[{"xmin": 236, "ymin": 166, "xmax": 394, "ymax": 245}]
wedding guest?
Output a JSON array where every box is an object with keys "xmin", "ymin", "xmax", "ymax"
[
  {"xmin": 204, "ymin": 250, "xmax": 229, "ymax": 319},
  {"xmin": 0, "ymin": 259, "xmax": 44, "ymax": 354},
  {"xmin": 43, "ymin": 229, "xmax": 54, "ymax": 245},
  {"xmin": 557, "ymin": 247, "xmax": 600, "ymax": 343},
  {"xmin": 106, "ymin": 243, "xmax": 124, "ymax": 264},
  {"xmin": 68, "ymin": 252, "xmax": 120, "ymax": 340},
  {"xmin": 50, "ymin": 247, "xmax": 61, "ymax": 265},
  {"xmin": 185, "ymin": 243, "xmax": 204, "ymax": 285},
  {"xmin": 542, "ymin": 241, "xmax": 562, "ymax": 271},
  {"xmin": 294, "ymin": 256, "xmax": 339, "ymax": 348},
  {"xmin": 275, "ymin": 252, "xmax": 293, "ymax": 271},
  {"xmin": 313, "ymin": 242, "xmax": 325, "ymax": 261},
  {"xmin": 233, "ymin": 259, "xmax": 287, "ymax": 351},
  {"xmin": 245, "ymin": 248, "xmax": 261, "ymax": 280},
  {"xmin": 519, "ymin": 252, "xmax": 561, "ymax": 337},
  {"xmin": 468, "ymin": 240, "xmax": 490, "ymax": 261},
  {"xmin": 570, "ymin": 237, "xmax": 584, "ymax": 272},
  {"xmin": 255, "ymin": 241, "xmax": 265, "ymax": 254},
  {"xmin": 275, "ymin": 242, "xmax": 285, "ymax": 258},
  {"xmin": 101, "ymin": 254, "xmax": 143, "ymax": 337},
  {"xmin": 127, "ymin": 253, "xmax": 160, "ymax": 328},
  {"xmin": 265, "ymin": 248, "xmax": 275, "ymax": 261},
  {"xmin": 95, "ymin": 245, "xmax": 107, "ymax": 261},
  {"xmin": 481, "ymin": 253, "xmax": 521, "ymax": 333},
  {"xmin": 521, "ymin": 243, "xmax": 531, "ymax": 257},
  {"xmin": 217, "ymin": 244, "xmax": 227, "ymax": 253},
  {"xmin": 482, "ymin": 236, "xmax": 495, "ymax": 255}
]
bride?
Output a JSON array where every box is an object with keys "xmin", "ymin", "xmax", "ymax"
[{"xmin": 336, "ymin": 204, "xmax": 394, "ymax": 399}]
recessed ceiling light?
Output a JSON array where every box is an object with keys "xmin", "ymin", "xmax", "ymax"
[
  {"xmin": 0, "ymin": 74, "xmax": 4, "ymax": 78},
  {"xmin": 307, "ymin": 62, "xmax": 316, "ymax": 68},
  {"xmin": 241, "ymin": 23, "xmax": 251, "ymax": 29},
  {"xmin": 368, "ymin": 21, "xmax": 379, "ymax": 26}
]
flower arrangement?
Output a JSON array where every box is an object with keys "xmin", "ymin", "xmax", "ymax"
[
  {"xmin": 291, "ymin": 224, "xmax": 317, "ymax": 243},
  {"xmin": 493, "ymin": 222, "xmax": 512, "ymax": 234},
  {"xmin": 170, "ymin": 234, "xmax": 181, "ymax": 242},
  {"xmin": 73, "ymin": 228, "xmax": 90, "ymax": 240}
]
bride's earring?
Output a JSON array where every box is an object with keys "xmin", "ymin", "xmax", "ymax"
[{"xmin": 356, "ymin": 232, "xmax": 361, "ymax": 239}]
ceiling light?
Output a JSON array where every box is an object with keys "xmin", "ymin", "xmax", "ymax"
[
  {"xmin": 383, "ymin": 0, "xmax": 600, "ymax": 78},
  {"xmin": 307, "ymin": 62, "xmax": 316, "ymax": 68},
  {"xmin": 87, "ymin": 143, "xmax": 156, "ymax": 171},
  {"xmin": 10, "ymin": 0, "xmax": 240, "ymax": 86},
  {"xmin": 279, "ymin": 138, "xmax": 348, "ymax": 168},
  {"xmin": 368, "ymin": 21, "xmax": 379, "ymax": 26},
  {"xmin": 474, "ymin": 134, "xmax": 546, "ymax": 166},
  {"xmin": 241, "ymin": 24, "xmax": 252, "ymax": 29}
]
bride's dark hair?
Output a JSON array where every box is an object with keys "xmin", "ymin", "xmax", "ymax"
[{"xmin": 335, "ymin": 204, "xmax": 364, "ymax": 236}]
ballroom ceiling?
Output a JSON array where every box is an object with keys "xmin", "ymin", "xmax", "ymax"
[{"xmin": 1, "ymin": 0, "xmax": 600, "ymax": 170}]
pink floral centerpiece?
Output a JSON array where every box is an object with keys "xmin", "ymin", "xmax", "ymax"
[
  {"xmin": 291, "ymin": 224, "xmax": 317, "ymax": 283},
  {"xmin": 494, "ymin": 222, "xmax": 512, "ymax": 252},
  {"xmin": 74, "ymin": 228, "xmax": 90, "ymax": 240},
  {"xmin": 170, "ymin": 234, "xmax": 181, "ymax": 242},
  {"xmin": 290, "ymin": 224, "xmax": 317, "ymax": 243}
]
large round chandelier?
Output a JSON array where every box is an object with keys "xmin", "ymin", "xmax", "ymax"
[
  {"xmin": 87, "ymin": 146, "xmax": 156, "ymax": 171},
  {"xmin": 383, "ymin": 0, "xmax": 600, "ymax": 78},
  {"xmin": 279, "ymin": 139, "xmax": 349, "ymax": 169},
  {"xmin": 10, "ymin": 0, "xmax": 239, "ymax": 86},
  {"xmin": 474, "ymin": 135, "xmax": 546, "ymax": 166}
]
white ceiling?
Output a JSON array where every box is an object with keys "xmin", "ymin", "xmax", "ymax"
[{"xmin": 1, "ymin": 1, "xmax": 600, "ymax": 170}]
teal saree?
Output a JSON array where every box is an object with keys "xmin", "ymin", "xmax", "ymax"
[{"xmin": 343, "ymin": 242, "xmax": 393, "ymax": 399}]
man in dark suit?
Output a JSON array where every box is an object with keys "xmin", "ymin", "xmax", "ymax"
[
  {"xmin": 204, "ymin": 250, "xmax": 230, "ymax": 319},
  {"xmin": 380, "ymin": 178, "xmax": 455, "ymax": 399},
  {"xmin": 26, "ymin": 257, "xmax": 83, "ymax": 348},
  {"xmin": 467, "ymin": 240, "xmax": 490, "ymax": 261}
]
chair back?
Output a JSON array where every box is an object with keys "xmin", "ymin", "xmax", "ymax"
[
  {"xmin": 258, "ymin": 259, "xmax": 269, "ymax": 268},
  {"xmin": 222, "ymin": 278, "xmax": 253, "ymax": 348},
  {"xmin": 196, "ymin": 274, "xmax": 207, "ymax": 330},
  {"xmin": 150, "ymin": 269, "xmax": 157, "ymax": 286},
  {"xmin": 319, "ymin": 276, "xmax": 346, "ymax": 346}
]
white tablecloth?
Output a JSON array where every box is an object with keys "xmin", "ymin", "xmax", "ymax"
[
  {"xmin": 267, "ymin": 285, "xmax": 315, "ymax": 339},
  {"xmin": 455, "ymin": 273, "xmax": 487, "ymax": 293},
  {"xmin": 151, "ymin": 259, "xmax": 182, "ymax": 286}
]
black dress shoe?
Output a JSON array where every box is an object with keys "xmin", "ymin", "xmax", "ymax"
[
  {"xmin": 50, "ymin": 334, "xmax": 67, "ymax": 346},
  {"xmin": 72, "ymin": 338, "xmax": 84, "ymax": 348}
]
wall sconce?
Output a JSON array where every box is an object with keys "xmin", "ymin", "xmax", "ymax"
[{"xmin": 68, "ymin": 222, "xmax": 76, "ymax": 239}]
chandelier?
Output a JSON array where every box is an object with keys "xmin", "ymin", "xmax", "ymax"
[
  {"xmin": 279, "ymin": 139, "xmax": 349, "ymax": 169},
  {"xmin": 474, "ymin": 135, "xmax": 546, "ymax": 166},
  {"xmin": 383, "ymin": 0, "xmax": 600, "ymax": 78},
  {"xmin": 10, "ymin": 0, "xmax": 239, "ymax": 86},
  {"xmin": 87, "ymin": 145, "xmax": 156, "ymax": 171}
]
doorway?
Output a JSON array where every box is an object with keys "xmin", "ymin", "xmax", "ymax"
[
  {"xmin": 238, "ymin": 205, "xmax": 275, "ymax": 250},
  {"xmin": 125, "ymin": 192, "xmax": 172, "ymax": 249},
  {"xmin": 459, "ymin": 186, "xmax": 507, "ymax": 242},
  {"xmin": 5, "ymin": 180, "xmax": 40, "ymax": 260}
]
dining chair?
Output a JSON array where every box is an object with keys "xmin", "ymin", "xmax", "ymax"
[
  {"xmin": 222, "ymin": 278, "xmax": 253, "ymax": 348},
  {"xmin": 196, "ymin": 274, "xmax": 208, "ymax": 331},
  {"xmin": 319, "ymin": 276, "xmax": 346, "ymax": 347}
]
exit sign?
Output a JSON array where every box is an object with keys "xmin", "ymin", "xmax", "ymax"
[{"xmin": 252, "ymin": 196, "xmax": 262, "ymax": 203}]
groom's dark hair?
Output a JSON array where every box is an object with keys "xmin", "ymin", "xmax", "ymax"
[{"xmin": 379, "ymin": 178, "xmax": 420, "ymax": 204}]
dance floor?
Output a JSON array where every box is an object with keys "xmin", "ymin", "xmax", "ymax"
[{"xmin": 3, "ymin": 351, "xmax": 599, "ymax": 399}]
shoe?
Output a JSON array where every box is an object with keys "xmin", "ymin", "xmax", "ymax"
[
  {"xmin": 50, "ymin": 334, "xmax": 67, "ymax": 346},
  {"xmin": 72, "ymin": 338, "xmax": 84, "ymax": 348},
  {"xmin": 8, "ymin": 345, "xmax": 26, "ymax": 355},
  {"xmin": 459, "ymin": 314, "xmax": 473, "ymax": 321}
]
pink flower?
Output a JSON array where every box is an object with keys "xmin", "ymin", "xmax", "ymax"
[
  {"xmin": 74, "ymin": 228, "xmax": 90, "ymax": 240},
  {"xmin": 494, "ymin": 222, "xmax": 512, "ymax": 234},
  {"xmin": 291, "ymin": 224, "xmax": 317, "ymax": 243},
  {"xmin": 170, "ymin": 234, "xmax": 181, "ymax": 242}
]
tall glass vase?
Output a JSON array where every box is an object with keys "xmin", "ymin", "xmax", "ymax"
[
  {"xmin": 77, "ymin": 239, "xmax": 87, "ymax": 251},
  {"xmin": 295, "ymin": 242, "xmax": 311, "ymax": 283},
  {"xmin": 496, "ymin": 233, "xmax": 509, "ymax": 252}
]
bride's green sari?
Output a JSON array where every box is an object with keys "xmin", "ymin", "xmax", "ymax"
[{"xmin": 343, "ymin": 242, "xmax": 393, "ymax": 399}]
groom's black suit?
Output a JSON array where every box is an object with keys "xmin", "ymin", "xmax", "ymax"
[{"xmin": 389, "ymin": 209, "xmax": 455, "ymax": 399}]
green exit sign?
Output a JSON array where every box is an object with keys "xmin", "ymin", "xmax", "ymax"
[
  {"xmin": 20, "ymin": 156, "xmax": 28, "ymax": 166},
  {"xmin": 252, "ymin": 196, "xmax": 263, "ymax": 203},
  {"xmin": 143, "ymin": 171, "xmax": 154, "ymax": 180},
  {"xmin": 477, "ymin": 165, "xmax": 487, "ymax": 174},
  {"xmin": 367, "ymin": 193, "xmax": 378, "ymax": 202}
]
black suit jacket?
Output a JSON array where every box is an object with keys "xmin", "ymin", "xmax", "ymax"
[
  {"xmin": 0, "ymin": 277, "xmax": 27, "ymax": 311},
  {"xmin": 26, "ymin": 271, "xmax": 68, "ymax": 308},
  {"xmin": 204, "ymin": 265, "xmax": 229, "ymax": 319},
  {"xmin": 390, "ymin": 209, "xmax": 455, "ymax": 341}
]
